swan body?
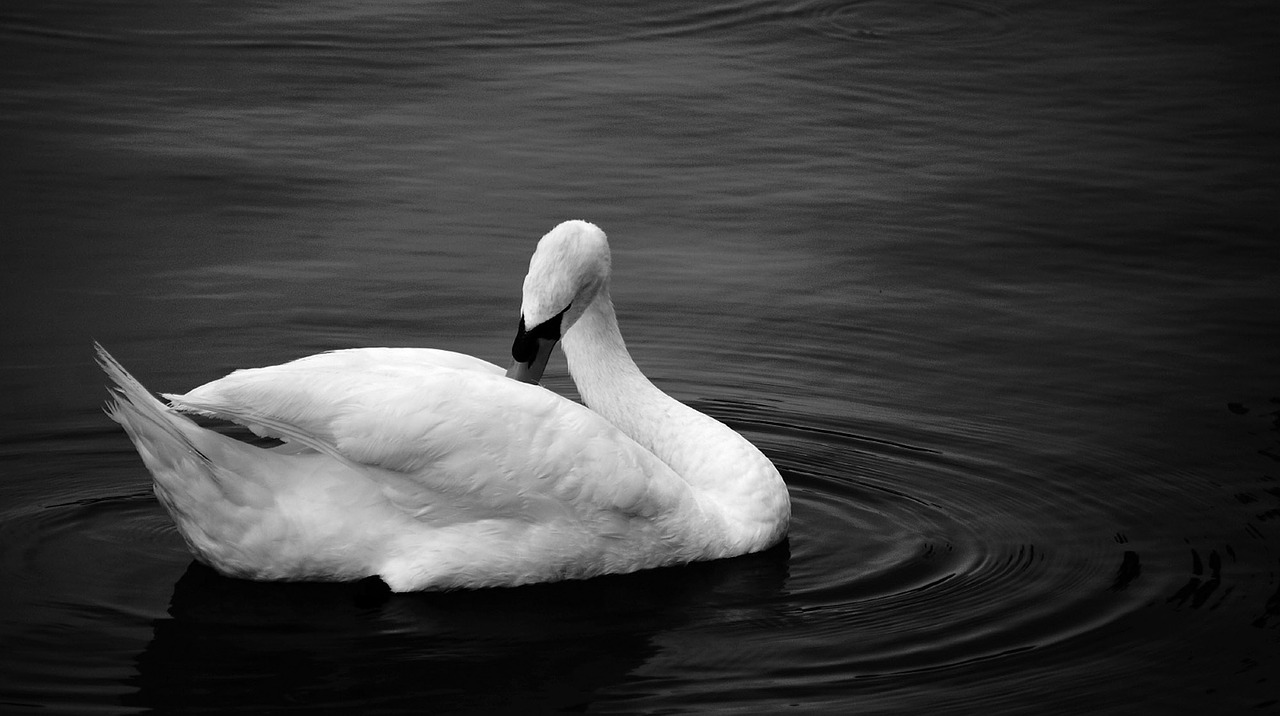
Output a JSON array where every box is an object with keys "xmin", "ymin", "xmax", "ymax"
[{"xmin": 100, "ymin": 220, "xmax": 789, "ymax": 591}]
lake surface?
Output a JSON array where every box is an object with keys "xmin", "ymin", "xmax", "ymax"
[{"xmin": 3, "ymin": 0, "xmax": 1279, "ymax": 713}]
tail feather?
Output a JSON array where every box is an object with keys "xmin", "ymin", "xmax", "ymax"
[
  {"xmin": 96, "ymin": 343, "xmax": 285, "ymax": 574},
  {"xmin": 96, "ymin": 342, "xmax": 273, "ymax": 507},
  {"xmin": 95, "ymin": 342, "xmax": 211, "ymax": 463}
]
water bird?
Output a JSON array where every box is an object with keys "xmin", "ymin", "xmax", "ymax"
[{"xmin": 98, "ymin": 220, "xmax": 790, "ymax": 591}]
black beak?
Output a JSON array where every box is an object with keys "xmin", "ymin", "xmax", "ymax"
[{"xmin": 506, "ymin": 309, "xmax": 566, "ymax": 384}]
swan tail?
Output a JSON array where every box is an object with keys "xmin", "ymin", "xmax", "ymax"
[
  {"xmin": 96, "ymin": 343, "xmax": 206, "ymax": 459},
  {"xmin": 95, "ymin": 343, "xmax": 263, "ymax": 511}
]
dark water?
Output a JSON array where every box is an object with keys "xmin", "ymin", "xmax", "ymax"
[{"xmin": 3, "ymin": 0, "xmax": 1280, "ymax": 713}]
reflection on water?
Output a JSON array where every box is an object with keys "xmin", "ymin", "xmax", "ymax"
[
  {"xmin": 126, "ymin": 559, "xmax": 764, "ymax": 713},
  {"xmin": 120, "ymin": 536, "xmax": 790, "ymax": 712},
  {"xmin": 3, "ymin": 0, "xmax": 1280, "ymax": 712}
]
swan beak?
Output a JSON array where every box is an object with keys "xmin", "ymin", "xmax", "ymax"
[
  {"xmin": 507, "ymin": 310, "xmax": 566, "ymax": 384},
  {"xmin": 506, "ymin": 336, "xmax": 558, "ymax": 384}
]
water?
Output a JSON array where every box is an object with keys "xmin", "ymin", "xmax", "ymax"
[{"xmin": 3, "ymin": 0, "xmax": 1279, "ymax": 712}]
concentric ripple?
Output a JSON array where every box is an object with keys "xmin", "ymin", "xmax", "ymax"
[
  {"xmin": 711, "ymin": 405, "xmax": 1172, "ymax": 683},
  {"xmin": 0, "ymin": 491, "xmax": 188, "ymax": 616},
  {"xmin": 0, "ymin": 487, "xmax": 191, "ymax": 712}
]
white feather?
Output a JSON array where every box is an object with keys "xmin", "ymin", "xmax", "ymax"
[{"xmin": 99, "ymin": 220, "xmax": 789, "ymax": 591}]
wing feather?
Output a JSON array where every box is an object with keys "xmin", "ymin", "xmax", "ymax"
[{"xmin": 163, "ymin": 348, "xmax": 706, "ymax": 528}]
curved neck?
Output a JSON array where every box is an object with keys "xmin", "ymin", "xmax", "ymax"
[
  {"xmin": 561, "ymin": 289, "xmax": 790, "ymax": 552},
  {"xmin": 560, "ymin": 288, "xmax": 659, "ymax": 437}
]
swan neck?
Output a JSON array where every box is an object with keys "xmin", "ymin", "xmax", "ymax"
[
  {"xmin": 562, "ymin": 288, "xmax": 650, "ymax": 403},
  {"xmin": 562, "ymin": 287, "xmax": 790, "ymax": 553}
]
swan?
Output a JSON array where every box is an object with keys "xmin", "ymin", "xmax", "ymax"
[{"xmin": 98, "ymin": 220, "xmax": 790, "ymax": 591}]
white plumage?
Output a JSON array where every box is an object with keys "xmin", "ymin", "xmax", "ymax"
[{"xmin": 99, "ymin": 220, "xmax": 790, "ymax": 591}]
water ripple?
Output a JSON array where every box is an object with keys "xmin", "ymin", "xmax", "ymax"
[
  {"xmin": 1, "ymin": 394, "xmax": 1275, "ymax": 711},
  {"xmin": 749, "ymin": 410, "xmax": 1165, "ymax": 680},
  {"xmin": 0, "ymin": 0, "xmax": 1023, "ymax": 54},
  {"xmin": 0, "ymin": 492, "xmax": 188, "ymax": 620},
  {"xmin": 790, "ymin": 0, "xmax": 1020, "ymax": 46}
]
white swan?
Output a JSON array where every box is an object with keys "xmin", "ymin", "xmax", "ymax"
[{"xmin": 98, "ymin": 220, "xmax": 790, "ymax": 591}]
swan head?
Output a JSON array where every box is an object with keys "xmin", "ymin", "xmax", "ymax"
[{"xmin": 507, "ymin": 220, "xmax": 611, "ymax": 383}]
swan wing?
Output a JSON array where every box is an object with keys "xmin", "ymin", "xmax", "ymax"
[{"xmin": 165, "ymin": 353, "xmax": 700, "ymax": 526}]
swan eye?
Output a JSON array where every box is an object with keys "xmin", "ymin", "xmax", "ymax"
[{"xmin": 511, "ymin": 307, "xmax": 567, "ymax": 362}]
